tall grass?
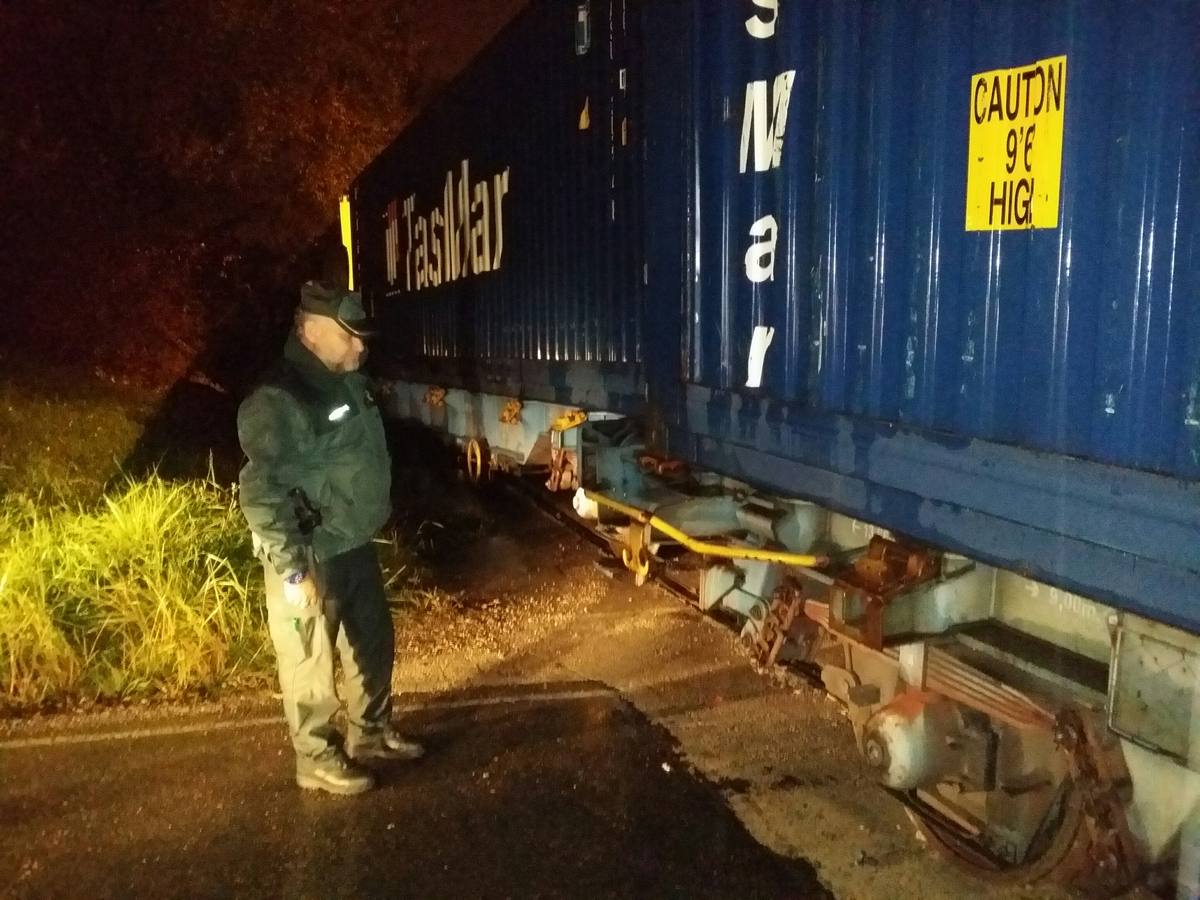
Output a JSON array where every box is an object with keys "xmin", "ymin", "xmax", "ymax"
[{"xmin": 0, "ymin": 474, "xmax": 270, "ymax": 709}]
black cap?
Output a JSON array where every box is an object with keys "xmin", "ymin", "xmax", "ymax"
[{"xmin": 299, "ymin": 281, "xmax": 376, "ymax": 338}]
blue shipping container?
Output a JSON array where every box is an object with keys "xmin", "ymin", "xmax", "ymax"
[
  {"xmin": 643, "ymin": 0, "xmax": 1200, "ymax": 632},
  {"xmin": 354, "ymin": 0, "xmax": 646, "ymax": 412},
  {"xmin": 670, "ymin": 0, "xmax": 1200, "ymax": 475},
  {"xmin": 354, "ymin": 0, "xmax": 1200, "ymax": 632}
]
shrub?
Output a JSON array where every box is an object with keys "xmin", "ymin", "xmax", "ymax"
[{"xmin": 0, "ymin": 474, "xmax": 269, "ymax": 709}]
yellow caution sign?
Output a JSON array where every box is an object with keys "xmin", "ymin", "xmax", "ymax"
[{"xmin": 966, "ymin": 55, "xmax": 1066, "ymax": 231}]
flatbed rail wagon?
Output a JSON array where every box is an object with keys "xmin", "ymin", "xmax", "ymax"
[{"xmin": 344, "ymin": 1, "xmax": 1200, "ymax": 893}]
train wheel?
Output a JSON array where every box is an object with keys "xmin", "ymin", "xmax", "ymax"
[
  {"xmin": 904, "ymin": 779, "xmax": 1122, "ymax": 896},
  {"xmin": 465, "ymin": 438, "xmax": 489, "ymax": 484}
]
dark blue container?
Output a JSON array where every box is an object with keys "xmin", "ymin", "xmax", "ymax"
[
  {"xmin": 353, "ymin": 0, "xmax": 646, "ymax": 412},
  {"xmin": 641, "ymin": 0, "xmax": 1200, "ymax": 632},
  {"xmin": 662, "ymin": 0, "xmax": 1200, "ymax": 474},
  {"xmin": 354, "ymin": 0, "xmax": 1200, "ymax": 632}
]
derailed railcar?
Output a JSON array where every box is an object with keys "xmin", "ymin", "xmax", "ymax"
[{"xmin": 350, "ymin": 0, "xmax": 1200, "ymax": 893}]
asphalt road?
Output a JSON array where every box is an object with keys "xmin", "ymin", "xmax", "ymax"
[{"xmin": 2, "ymin": 682, "xmax": 827, "ymax": 900}]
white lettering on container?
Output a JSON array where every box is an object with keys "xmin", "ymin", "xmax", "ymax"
[
  {"xmin": 745, "ymin": 0, "xmax": 779, "ymax": 39},
  {"xmin": 384, "ymin": 159, "xmax": 511, "ymax": 293},
  {"xmin": 744, "ymin": 215, "xmax": 779, "ymax": 283},
  {"xmin": 739, "ymin": 70, "xmax": 795, "ymax": 174}
]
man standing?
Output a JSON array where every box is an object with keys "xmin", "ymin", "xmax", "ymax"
[{"xmin": 237, "ymin": 281, "xmax": 423, "ymax": 795}]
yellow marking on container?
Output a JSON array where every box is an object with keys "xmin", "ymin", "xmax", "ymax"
[
  {"xmin": 965, "ymin": 55, "xmax": 1066, "ymax": 231},
  {"xmin": 339, "ymin": 194, "xmax": 355, "ymax": 290}
]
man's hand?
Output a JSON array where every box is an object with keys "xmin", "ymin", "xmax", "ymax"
[{"xmin": 282, "ymin": 573, "xmax": 319, "ymax": 609}]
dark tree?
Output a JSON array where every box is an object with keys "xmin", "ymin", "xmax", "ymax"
[{"xmin": 0, "ymin": 0, "xmax": 521, "ymax": 386}]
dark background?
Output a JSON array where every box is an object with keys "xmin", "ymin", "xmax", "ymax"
[{"xmin": 0, "ymin": 0, "xmax": 524, "ymax": 394}]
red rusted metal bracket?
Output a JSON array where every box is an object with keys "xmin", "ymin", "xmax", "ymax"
[{"xmin": 827, "ymin": 536, "xmax": 941, "ymax": 650}]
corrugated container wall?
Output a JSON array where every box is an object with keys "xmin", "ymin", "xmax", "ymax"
[
  {"xmin": 353, "ymin": 0, "xmax": 1200, "ymax": 628},
  {"xmin": 353, "ymin": 1, "xmax": 644, "ymax": 408},
  {"xmin": 678, "ymin": 0, "xmax": 1199, "ymax": 478}
]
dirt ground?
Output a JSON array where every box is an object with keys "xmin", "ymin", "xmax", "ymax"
[{"xmin": 377, "ymin": 468, "xmax": 1094, "ymax": 900}]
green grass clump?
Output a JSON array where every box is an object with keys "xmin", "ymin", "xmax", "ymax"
[{"xmin": 0, "ymin": 474, "xmax": 270, "ymax": 709}]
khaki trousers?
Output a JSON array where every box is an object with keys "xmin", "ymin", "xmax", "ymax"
[{"xmin": 263, "ymin": 543, "xmax": 395, "ymax": 760}]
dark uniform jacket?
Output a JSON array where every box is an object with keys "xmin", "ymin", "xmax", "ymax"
[{"xmin": 237, "ymin": 333, "xmax": 391, "ymax": 576}]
